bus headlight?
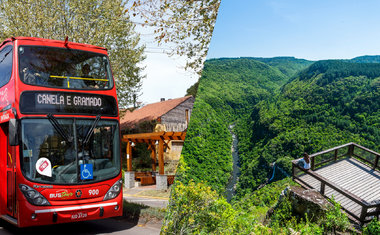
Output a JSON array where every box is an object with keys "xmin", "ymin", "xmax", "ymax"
[
  {"xmin": 103, "ymin": 179, "xmax": 122, "ymax": 201},
  {"xmin": 19, "ymin": 184, "xmax": 51, "ymax": 206}
]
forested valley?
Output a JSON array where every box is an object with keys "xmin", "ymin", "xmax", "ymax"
[{"xmin": 162, "ymin": 57, "xmax": 380, "ymax": 234}]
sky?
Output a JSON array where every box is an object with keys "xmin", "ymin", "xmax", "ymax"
[
  {"xmin": 207, "ymin": 0, "xmax": 380, "ymax": 61},
  {"xmin": 133, "ymin": 23, "xmax": 198, "ymax": 105},
  {"xmin": 135, "ymin": 0, "xmax": 380, "ymax": 105}
]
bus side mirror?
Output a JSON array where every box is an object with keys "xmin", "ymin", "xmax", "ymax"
[{"xmin": 9, "ymin": 119, "xmax": 19, "ymax": 146}]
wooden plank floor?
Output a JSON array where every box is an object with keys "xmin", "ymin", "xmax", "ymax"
[{"xmin": 297, "ymin": 157, "xmax": 380, "ymax": 220}]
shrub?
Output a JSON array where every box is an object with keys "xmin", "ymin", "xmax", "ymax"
[
  {"xmin": 161, "ymin": 181, "xmax": 237, "ymax": 234},
  {"xmin": 363, "ymin": 218, "xmax": 380, "ymax": 235},
  {"xmin": 321, "ymin": 196, "xmax": 350, "ymax": 233}
]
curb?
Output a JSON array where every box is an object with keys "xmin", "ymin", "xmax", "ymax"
[{"xmin": 123, "ymin": 194, "xmax": 169, "ymax": 200}]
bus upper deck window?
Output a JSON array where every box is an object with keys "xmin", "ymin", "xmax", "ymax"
[{"xmin": 18, "ymin": 46, "xmax": 113, "ymax": 90}]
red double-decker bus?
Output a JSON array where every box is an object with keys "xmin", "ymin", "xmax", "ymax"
[{"xmin": 0, "ymin": 37, "xmax": 122, "ymax": 227}]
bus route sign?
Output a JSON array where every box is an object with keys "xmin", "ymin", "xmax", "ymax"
[{"xmin": 20, "ymin": 91, "xmax": 117, "ymax": 116}]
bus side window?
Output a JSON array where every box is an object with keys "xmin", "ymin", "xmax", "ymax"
[{"xmin": 0, "ymin": 46, "xmax": 13, "ymax": 88}]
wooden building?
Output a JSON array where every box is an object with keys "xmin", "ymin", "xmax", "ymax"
[{"xmin": 120, "ymin": 95, "xmax": 194, "ymax": 162}]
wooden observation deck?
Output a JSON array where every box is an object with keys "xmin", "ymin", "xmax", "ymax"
[{"xmin": 292, "ymin": 143, "xmax": 380, "ymax": 224}]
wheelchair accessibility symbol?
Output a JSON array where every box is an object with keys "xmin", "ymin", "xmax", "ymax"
[{"xmin": 80, "ymin": 164, "xmax": 93, "ymax": 180}]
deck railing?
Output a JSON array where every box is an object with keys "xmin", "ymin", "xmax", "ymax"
[{"xmin": 292, "ymin": 142, "xmax": 380, "ymax": 224}]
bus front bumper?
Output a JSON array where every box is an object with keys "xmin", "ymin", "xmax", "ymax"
[{"xmin": 17, "ymin": 196, "xmax": 122, "ymax": 227}]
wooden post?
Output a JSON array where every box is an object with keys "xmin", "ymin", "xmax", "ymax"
[
  {"xmin": 150, "ymin": 144, "xmax": 157, "ymax": 172},
  {"xmin": 185, "ymin": 109, "xmax": 189, "ymax": 125},
  {"xmin": 320, "ymin": 182, "xmax": 325, "ymax": 195},
  {"xmin": 334, "ymin": 149, "xmax": 338, "ymax": 162},
  {"xmin": 348, "ymin": 144, "xmax": 354, "ymax": 157},
  {"xmin": 158, "ymin": 139, "xmax": 164, "ymax": 175},
  {"xmin": 311, "ymin": 157, "xmax": 315, "ymax": 171},
  {"xmin": 374, "ymin": 154, "xmax": 379, "ymax": 170},
  {"xmin": 126, "ymin": 141, "xmax": 132, "ymax": 172},
  {"xmin": 292, "ymin": 164, "xmax": 295, "ymax": 181},
  {"xmin": 360, "ymin": 206, "xmax": 368, "ymax": 225}
]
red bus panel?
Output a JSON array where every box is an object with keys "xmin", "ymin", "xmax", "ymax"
[{"xmin": 0, "ymin": 37, "xmax": 122, "ymax": 227}]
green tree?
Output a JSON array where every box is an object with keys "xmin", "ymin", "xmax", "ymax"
[
  {"xmin": 130, "ymin": 0, "xmax": 221, "ymax": 74},
  {"xmin": 0, "ymin": 0, "xmax": 145, "ymax": 108},
  {"xmin": 186, "ymin": 79, "xmax": 199, "ymax": 97},
  {"xmin": 321, "ymin": 197, "xmax": 350, "ymax": 233},
  {"xmin": 363, "ymin": 218, "xmax": 380, "ymax": 235},
  {"xmin": 162, "ymin": 180, "xmax": 237, "ymax": 234}
]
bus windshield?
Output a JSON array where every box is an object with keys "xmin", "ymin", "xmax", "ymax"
[
  {"xmin": 18, "ymin": 46, "xmax": 113, "ymax": 90},
  {"xmin": 21, "ymin": 118, "xmax": 120, "ymax": 184}
]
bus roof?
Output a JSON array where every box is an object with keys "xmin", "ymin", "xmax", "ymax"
[{"xmin": 0, "ymin": 37, "xmax": 108, "ymax": 52}]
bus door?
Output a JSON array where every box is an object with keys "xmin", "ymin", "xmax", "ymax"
[{"xmin": 4, "ymin": 125, "xmax": 16, "ymax": 217}]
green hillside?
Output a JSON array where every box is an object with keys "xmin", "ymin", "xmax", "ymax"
[
  {"xmin": 164, "ymin": 57, "xmax": 380, "ymax": 233},
  {"xmin": 246, "ymin": 56, "xmax": 314, "ymax": 77},
  {"xmin": 348, "ymin": 55, "xmax": 380, "ymax": 63},
  {"xmin": 178, "ymin": 57, "xmax": 310, "ymax": 193},
  {"xmin": 237, "ymin": 60, "xmax": 380, "ymax": 196}
]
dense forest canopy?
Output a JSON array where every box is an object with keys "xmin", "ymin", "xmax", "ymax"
[
  {"xmin": 179, "ymin": 56, "xmax": 380, "ymax": 196},
  {"xmin": 165, "ymin": 56, "xmax": 380, "ymax": 233},
  {"xmin": 178, "ymin": 57, "xmax": 312, "ymax": 193}
]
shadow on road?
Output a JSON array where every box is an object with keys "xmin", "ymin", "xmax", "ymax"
[{"xmin": 122, "ymin": 200, "xmax": 149, "ymax": 223}]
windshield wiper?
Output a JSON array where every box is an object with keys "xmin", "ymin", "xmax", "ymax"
[
  {"xmin": 0, "ymin": 48, "xmax": 11, "ymax": 63},
  {"xmin": 47, "ymin": 113, "xmax": 73, "ymax": 143},
  {"xmin": 83, "ymin": 115, "xmax": 101, "ymax": 145}
]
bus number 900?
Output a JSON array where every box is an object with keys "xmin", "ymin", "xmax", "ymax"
[{"xmin": 89, "ymin": 189, "xmax": 99, "ymax": 196}]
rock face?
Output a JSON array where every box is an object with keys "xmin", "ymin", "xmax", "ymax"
[
  {"xmin": 287, "ymin": 186, "xmax": 330, "ymax": 221},
  {"xmin": 267, "ymin": 186, "xmax": 330, "ymax": 223}
]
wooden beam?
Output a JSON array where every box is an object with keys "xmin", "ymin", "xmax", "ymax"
[
  {"xmin": 309, "ymin": 142, "xmax": 353, "ymax": 158},
  {"xmin": 161, "ymin": 137, "xmax": 170, "ymax": 151},
  {"xmin": 158, "ymin": 139, "xmax": 164, "ymax": 175},
  {"xmin": 352, "ymin": 142, "xmax": 380, "ymax": 156},
  {"xmin": 122, "ymin": 131, "xmax": 187, "ymax": 142},
  {"xmin": 123, "ymin": 132, "xmax": 165, "ymax": 141}
]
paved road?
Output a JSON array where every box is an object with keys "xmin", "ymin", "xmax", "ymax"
[{"xmin": 0, "ymin": 217, "xmax": 161, "ymax": 235}]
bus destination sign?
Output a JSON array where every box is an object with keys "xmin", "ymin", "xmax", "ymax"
[
  {"xmin": 36, "ymin": 93, "xmax": 102, "ymax": 107},
  {"xmin": 20, "ymin": 91, "xmax": 117, "ymax": 116}
]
